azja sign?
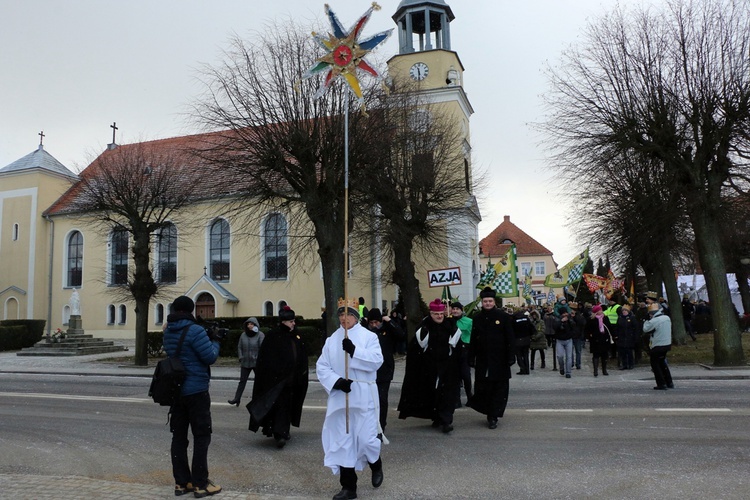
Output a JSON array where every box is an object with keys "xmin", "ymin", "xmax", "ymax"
[{"xmin": 427, "ymin": 267, "xmax": 462, "ymax": 288}]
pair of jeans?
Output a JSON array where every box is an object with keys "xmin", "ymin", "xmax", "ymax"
[
  {"xmin": 170, "ymin": 391, "xmax": 212, "ymax": 488},
  {"xmin": 555, "ymin": 339, "xmax": 573, "ymax": 375}
]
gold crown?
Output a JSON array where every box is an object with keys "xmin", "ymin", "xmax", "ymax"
[{"xmin": 337, "ymin": 297, "xmax": 358, "ymax": 309}]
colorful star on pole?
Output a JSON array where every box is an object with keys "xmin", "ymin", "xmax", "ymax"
[{"xmin": 302, "ymin": 3, "xmax": 393, "ymax": 104}]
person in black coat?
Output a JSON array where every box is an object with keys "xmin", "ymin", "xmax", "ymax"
[
  {"xmin": 247, "ymin": 306, "xmax": 308, "ymax": 448},
  {"xmin": 585, "ymin": 304, "xmax": 613, "ymax": 377},
  {"xmin": 615, "ymin": 305, "xmax": 640, "ymax": 370},
  {"xmin": 468, "ymin": 287, "xmax": 515, "ymax": 429},
  {"xmin": 513, "ymin": 309, "xmax": 534, "ymax": 375},
  {"xmin": 397, "ymin": 299, "xmax": 462, "ymax": 434},
  {"xmin": 366, "ymin": 308, "xmax": 406, "ymax": 432}
]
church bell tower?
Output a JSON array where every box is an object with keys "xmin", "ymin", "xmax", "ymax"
[{"xmin": 386, "ymin": 0, "xmax": 481, "ymax": 302}]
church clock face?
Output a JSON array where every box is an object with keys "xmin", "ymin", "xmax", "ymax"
[{"xmin": 409, "ymin": 62, "xmax": 429, "ymax": 81}]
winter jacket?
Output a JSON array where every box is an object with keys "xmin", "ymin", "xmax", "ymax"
[
  {"xmin": 238, "ymin": 330, "xmax": 265, "ymax": 369},
  {"xmin": 163, "ymin": 313, "xmax": 220, "ymax": 396},
  {"xmin": 643, "ymin": 309, "xmax": 672, "ymax": 348},
  {"xmin": 615, "ymin": 313, "xmax": 640, "ymax": 349}
]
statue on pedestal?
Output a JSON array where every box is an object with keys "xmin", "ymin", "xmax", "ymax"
[{"xmin": 70, "ymin": 289, "xmax": 81, "ymax": 316}]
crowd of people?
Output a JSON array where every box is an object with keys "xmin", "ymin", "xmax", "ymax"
[{"xmin": 159, "ymin": 288, "xmax": 684, "ymax": 499}]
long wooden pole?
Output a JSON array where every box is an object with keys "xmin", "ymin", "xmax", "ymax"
[{"xmin": 343, "ymin": 95, "xmax": 350, "ymax": 434}]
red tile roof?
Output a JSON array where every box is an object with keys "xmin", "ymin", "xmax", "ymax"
[
  {"xmin": 479, "ymin": 215, "xmax": 553, "ymax": 258},
  {"xmin": 45, "ymin": 130, "xmax": 254, "ymax": 216}
]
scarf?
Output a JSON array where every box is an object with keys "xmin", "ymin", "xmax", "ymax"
[{"xmin": 595, "ymin": 312, "xmax": 605, "ymax": 333}]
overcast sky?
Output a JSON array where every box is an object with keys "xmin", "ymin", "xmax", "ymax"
[{"xmin": 0, "ymin": 0, "xmax": 644, "ymax": 266}]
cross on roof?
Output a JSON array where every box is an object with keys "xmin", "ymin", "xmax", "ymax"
[
  {"xmin": 38, "ymin": 130, "xmax": 45, "ymax": 146},
  {"xmin": 110, "ymin": 122, "xmax": 118, "ymax": 144}
]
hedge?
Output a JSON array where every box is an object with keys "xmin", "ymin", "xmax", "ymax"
[
  {"xmin": 147, "ymin": 317, "xmax": 328, "ymax": 358},
  {"xmin": 0, "ymin": 319, "xmax": 46, "ymax": 351}
]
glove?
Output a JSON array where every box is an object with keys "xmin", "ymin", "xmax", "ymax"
[
  {"xmin": 342, "ymin": 338, "xmax": 356, "ymax": 357},
  {"xmin": 332, "ymin": 378, "xmax": 353, "ymax": 393}
]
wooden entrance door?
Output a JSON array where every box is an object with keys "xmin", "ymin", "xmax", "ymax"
[{"xmin": 195, "ymin": 293, "xmax": 215, "ymax": 319}]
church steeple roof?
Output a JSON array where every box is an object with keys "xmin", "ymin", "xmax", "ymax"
[{"xmin": 0, "ymin": 144, "xmax": 77, "ymax": 179}]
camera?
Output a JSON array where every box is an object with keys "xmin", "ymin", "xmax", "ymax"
[{"xmin": 203, "ymin": 320, "xmax": 229, "ymax": 341}]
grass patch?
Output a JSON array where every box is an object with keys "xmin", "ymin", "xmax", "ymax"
[{"xmin": 668, "ymin": 332, "xmax": 750, "ymax": 366}]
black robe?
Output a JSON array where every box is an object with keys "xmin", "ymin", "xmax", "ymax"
[
  {"xmin": 468, "ymin": 307, "xmax": 515, "ymax": 416},
  {"xmin": 246, "ymin": 324, "xmax": 308, "ymax": 433},
  {"xmin": 397, "ymin": 316, "xmax": 461, "ymax": 420}
]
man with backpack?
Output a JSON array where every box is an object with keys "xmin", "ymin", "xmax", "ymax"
[{"xmin": 163, "ymin": 296, "xmax": 222, "ymax": 498}]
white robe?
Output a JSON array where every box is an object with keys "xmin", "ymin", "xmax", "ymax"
[{"xmin": 316, "ymin": 322, "xmax": 383, "ymax": 474}]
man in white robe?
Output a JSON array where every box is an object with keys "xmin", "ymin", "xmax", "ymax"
[{"xmin": 317, "ymin": 301, "xmax": 384, "ymax": 500}]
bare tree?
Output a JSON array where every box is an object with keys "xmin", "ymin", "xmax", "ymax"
[
  {"xmin": 355, "ymin": 85, "xmax": 480, "ymax": 336},
  {"xmin": 191, "ymin": 22, "xmax": 395, "ymax": 333},
  {"xmin": 71, "ymin": 142, "xmax": 197, "ymax": 365},
  {"xmin": 542, "ymin": 0, "xmax": 749, "ymax": 364}
]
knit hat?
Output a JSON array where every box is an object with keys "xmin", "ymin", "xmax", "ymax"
[
  {"xmin": 279, "ymin": 306, "xmax": 296, "ymax": 322},
  {"xmin": 172, "ymin": 296, "xmax": 194, "ymax": 313},
  {"xmin": 450, "ymin": 302, "xmax": 464, "ymax": 310},
  {"xmin": 479, "ymin": 287, "xmax": 496, "ymax": 299},
  {"xmin": 591, "ymin": 304, "xmax": 603, "ymax": 314},
  {"xmin": 367, "ymin": 308, "xmax": 383, "ymax": 322},
  {"xmin": 429, "ymin": 299, "xmax": 446, "ymax": 312},
  {"xmin": 244, "ymin": 317, "xmax": 260, "ymax": 328}
]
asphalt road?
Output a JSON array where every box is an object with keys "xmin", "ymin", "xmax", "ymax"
[{"xmin": 1, "ymin": 367, "xmax": 749, "ymax": 499}]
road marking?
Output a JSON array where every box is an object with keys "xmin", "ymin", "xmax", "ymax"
[
  {"xmin": 526, "ymin": 409, "xmax": 594, "ymax": 413},
  {"xmin": 655, "ymin": 408, "xmax": 732, "ymax": 412},
  {"xmin": 0, "ymin": 392, "xmax": 148, "ymax": 403}
]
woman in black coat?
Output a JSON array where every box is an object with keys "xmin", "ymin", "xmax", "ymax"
[{"xmin": 584, "ymin": 304, "xmax": 613, "ymax": 377}]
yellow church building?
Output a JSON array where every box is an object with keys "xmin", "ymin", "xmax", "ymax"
[{"xmin": 1, "ymin": 0, "xmax": 485, "ymax": 339}]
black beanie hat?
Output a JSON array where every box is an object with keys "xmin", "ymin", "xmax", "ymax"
[
  {"xmin": 450, "ymin": 302, "xmax": 464, "ymax": 310},
  {"xmin": 367, "ymin": 308, "xmax": 383, "ymax": 322},
  {"xmin": 479, "ymin": 287, "xmax": 496, "ymax": 299},
  {"xmin": 172, "ymin": 295, "xmax": 194, "ymax": 313},
  {"xmin": 279, "ymin": 306, "xmax": 296, "ymax": 322}
]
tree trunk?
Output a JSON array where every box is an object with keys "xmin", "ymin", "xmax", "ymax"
[
  {"xmin": 690, "ymin": 208, "xmax": 745, "ymax": 365},
  {"xmin": 314, "ymin": 216, "xmax": 345, "ymax": 337},
  {"xmin": 658, "ymin": 248, "xmax": 686, "ymax": 345},
  {"xmin": 391, "ymin": 239, "xmax": 422, "ymax": 340},
  {"xmin": 131, "ymin": 228, "xmax": 156, "ymax": 366}
]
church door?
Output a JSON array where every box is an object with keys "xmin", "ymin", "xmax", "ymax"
[{"xmin": 195, "ymin": 293, "xmax": 215, "ymax": 319}]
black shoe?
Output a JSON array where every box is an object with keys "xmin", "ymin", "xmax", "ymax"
[
  {"xmin": 274, "ymin": 434, "xmax": 288, "ymax": 448},
  {"xmin": 431, "ymin": 420, "xmax": 441, "ymax": 428},
  {"xmin": 565, "ymin": 374, "xmax": 571, "ymax": 378},
  {"xmin": 371, "ymin": 467, "xmax": 384, "ymax": 488},
  {"xmin": 654, "ymin": 386, "xmax": 667, "ymax": 390},
  {"xmin": 667, "ymin": 383, "xmax": 675, "ymax": 389},
  {"xmin": 559, "ymin": 369, "xmax": 564, "ymax": 375},
  {"xmin": 441, "ymin": 424, "xmax": 453, "ymax": 434},
  {"xmin": 576, "ymin": 365, "xmax": 581, "ymax": 369},
  {"xmin": 488, "ymin": 420, "xmax": 498, "ymax": 430},
  {"xmin": 332, "ymin": 488, "xmax": 357, "ymax": 500},
  {"xmin": 541, "ymin": 363, "xmax": 546, "ymax": 368},
  {"xmin": 530, "ymin": 365, "xmax": 534, "ymax": 370},
  {"xmin": 227, "ymin": 399, "xmax": 239, "ymax": 406},
  {"xmin": 602, "ymin": 371, "xmax": 609, "ymax": 376}
]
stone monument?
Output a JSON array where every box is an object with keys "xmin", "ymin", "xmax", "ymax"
[{"xmin": 67, "ymin": 289, "xmax": 84, "ymax": 335}]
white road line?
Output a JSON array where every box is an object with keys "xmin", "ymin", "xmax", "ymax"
[
  {"xmin": 526, "ymin": 409, "xmax": 594, "ymax": 413},
  {"xmin": 0, "ymin": 392, "xmax": 148, "ymax": 403},
  {"xmin": 655, "ymin": 408, "xmax": 732, "ymax": 412}
]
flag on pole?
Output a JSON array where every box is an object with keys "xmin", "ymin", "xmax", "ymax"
[
  {"xmin": 522, "ymin": 270, "xmax": 533, "ymax": 301},
  {"xmin": 544, "ymin": 248, "xmax": 589, "ymax": 288},
  {"xmin": 477, "ymin": 245, "xmax": 518, "ymax": 298}
]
